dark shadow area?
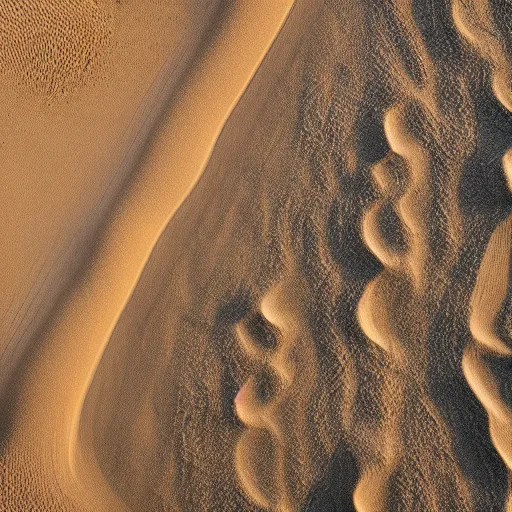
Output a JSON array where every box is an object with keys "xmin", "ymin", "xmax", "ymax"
[
  {"xmin": 459, "ymin": 85, "xmax": 512, "ymax": 223},
  {"xmin": 215, "ymin": 286, "xmax": 254, "ymax": 326},
  {"xmin": 424, "ymin": 231, "xmax": 510, "ymax": 511},
  {"xmin": 412, "ymin": 0, "xmax": 465, "ymax": 64},
  {"xmin": 328, "ymin": 81, "xmax": 391, "ymax": 283},
  {"xmin": 302, "ymin": 442, "xmax": 358, "ymax": 512},
  {"xmin": 241, "ymin": 312, "xmax": 279, "ymax": 351},
  {"xmin": 377, "ymin": 202, "xmax": 408, "ymax": 253}
]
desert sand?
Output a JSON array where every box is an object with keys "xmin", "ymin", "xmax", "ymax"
[{"xmin": 2, "ymin": 0, "xmax": 512, "ymax": 510}]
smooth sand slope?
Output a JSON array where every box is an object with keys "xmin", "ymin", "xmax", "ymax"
[
  {"xmin": 1, "ymin": 1, "xmax": 298, "ymax": 510},
  {"xmin": 3, "ymin": 0, "xmax": 512, "ymax": 511},
  {"xmin": 0, "ymin": 0, "xmax": 217, "ymax": 392}
]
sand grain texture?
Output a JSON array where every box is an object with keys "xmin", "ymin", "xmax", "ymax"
[{"xmin": 2, "ymin": 0, "xmax": 512, "ymax": 511}]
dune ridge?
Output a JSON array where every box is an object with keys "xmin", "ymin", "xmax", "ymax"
[
  {"xmin": 74, "ymin": 2, "xmax": 330, "ymax": 509},
  {"xmin": 0, "ymin": 2, "xmax": 298, "ymax": 510},
  {"xmin": 74, "ymin": 1, "xmax": 511, "ymax": 509},
  {"xmin": 453, "ymin": 1, "xmax": 512, "ymax": 509},
  {"xmin": 0, "ymin": 0, "xmax": 220, "ymax": 396},
  {"xmin": 354, "ymin": 0, "xmax": 482, "ymax": 509},
  {"xmin": 4, "ymin": 0, "xmax": 512, "ymax": 510},
  {"xmin": 355, "ymin": 101, "xmax": 432, "ymax": 511},
  {"xmin": 234, "ymin": 271, "xmax": 319, "ymax": 511},
  {"xmin": 464, "ymin": 211, "xmax": 512, "ymax": 509}
]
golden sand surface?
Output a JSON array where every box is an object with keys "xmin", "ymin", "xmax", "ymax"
[{"xmin": 2, "ymin": 0, "xmax": 512, "ymax": 510}]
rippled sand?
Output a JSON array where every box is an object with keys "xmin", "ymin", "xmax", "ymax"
[{"xmin": 2, "ymin": 0, "xmax": 512, "ymax": 510}]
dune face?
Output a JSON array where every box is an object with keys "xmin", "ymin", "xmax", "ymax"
[
  {"xmin": 3, "ymin": 0, "xmax": 512, "ymax": 511},
  {"xmin": 0, "ymin": 0, "xmax": 216, "ymax": 395},
  {"xmin": 234, "ymin": 273, "xmax": 320, "ymax": 511}
]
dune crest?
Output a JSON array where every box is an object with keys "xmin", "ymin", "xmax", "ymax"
[
  {"xmin": 454, "ymin": 0, "xmax": 512, "ymax": 507},
  {"xmin": 464, "ymin": 211, "xmax": 512, "ymax": 507},
  {"xmin": 353, "ymin": 1, "xmax": 480, "ymax": 508},
  {"xmin": 355, "ymin": 91, "xmax": 437, "ymax": 511},
  {"xmin": 234, "ymin": 272, "xmax": 319, "ymax": 511},
  {"xmin": 0, "ymin": 2, "xmax": 298, "ymax": 509}
]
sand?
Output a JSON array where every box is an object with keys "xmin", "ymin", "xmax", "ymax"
[{"xmin": 2, "ymin": 0, "xmax": 512, "ymax": 510}]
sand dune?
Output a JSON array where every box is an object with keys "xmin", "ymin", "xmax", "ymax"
[
  {"xmin": 235, "ymin": 272, "xmax": 319, "ymax": 511},
  {"xmin": 0, "ymin": 0, "xmax": 217, "ymax": 394},
  {"xmin": 464, "ymin": 213, "xmax": 512, "ymax": 507},
  {"xmin": 3, "ymin": 0, "xmax": 512, "ymax": 511},
  {"xmin": 454, "ymin": 1, "xmax": 512, "ymax": 508},
  {"xmin": 1, "ymin": 1, "xmax": 298, "ymax": 510}
]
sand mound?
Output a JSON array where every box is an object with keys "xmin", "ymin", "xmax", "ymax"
[
  {"xmin": 235, "ymin": 274, "xmax": 319, "ymax": 510},
  {"xmin": 3, "ymin": 0, "xmax": 512, "ymax": 510}
]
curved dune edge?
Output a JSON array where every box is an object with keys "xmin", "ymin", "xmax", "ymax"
[
  {"xmin": 352, "ymin": 0, "xmax": 475, "ymax": 505},
  {"xmin": 355, "ymin": 98, "xmax": 434, "ymax": 511},
  {"xmin": 468, "ymin": 212, "xmax": 512, "ymax": 357},
  {"xmin": 453, "ymin": 0, "xmax": 512, "ymax": 508},
  {"xmin": 0, "ymin": 1, "xmax": 220, "ymax": 398},
  {"xmin": 234, "ymin": 271, "xmax": 319, "ymax": 511},
  {"xmin": 452, "ymin": 0, "xmax": 512, "ymax": 112},
  {"xmin": 2, "ymin": 2, "xmax": 299, "ymax": 510},
  {"xmin": 463, "ymin": 213, "xmax": 512, "ymax": 487},
  {"xmin": 464, "ymin": 211, "xmax": 512, "ymax": 489}
]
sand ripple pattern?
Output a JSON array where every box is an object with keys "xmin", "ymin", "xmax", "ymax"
[
  {"xmin": 354, "ymin": 0, "xmax": 478, "ymax": 509},
  {"xmin": 0, "ymin": 0, "xmax": 112, "ymax": 96},
  {"xmin": 453, "ymin": 0, "xmax": 512, "ymax": 508},
  {"xmin": 234, "ymin": 276, "xmax": 318, "ymax": 511}
]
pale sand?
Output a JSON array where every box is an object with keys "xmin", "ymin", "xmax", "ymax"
[
  {"xmin": 0, "ymin": 0, "xmax": 214, "ymax": 391},
  {"xmin": 2, "ymin": 0, "xmax": 512, "ymax": 511}
]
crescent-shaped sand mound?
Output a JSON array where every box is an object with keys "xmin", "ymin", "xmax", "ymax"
[{"xmin": 3, "ymin": 0, "xmax": 512, "ymax": 511}]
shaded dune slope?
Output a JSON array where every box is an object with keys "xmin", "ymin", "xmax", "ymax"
[
  {"xmin": 3, "ymin": 0, "xmax": 512, "ymax": 511},
  {"xmin": 0, "ymin": 1, "xmax": 298, "ymax": 510},
  {"xmin": 86, "ymin": 1, "xmax": 512, "ymax": 511},
  {"xmin": 453, "ymin": 0, "xmax": 512, "ymax": 508}
]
